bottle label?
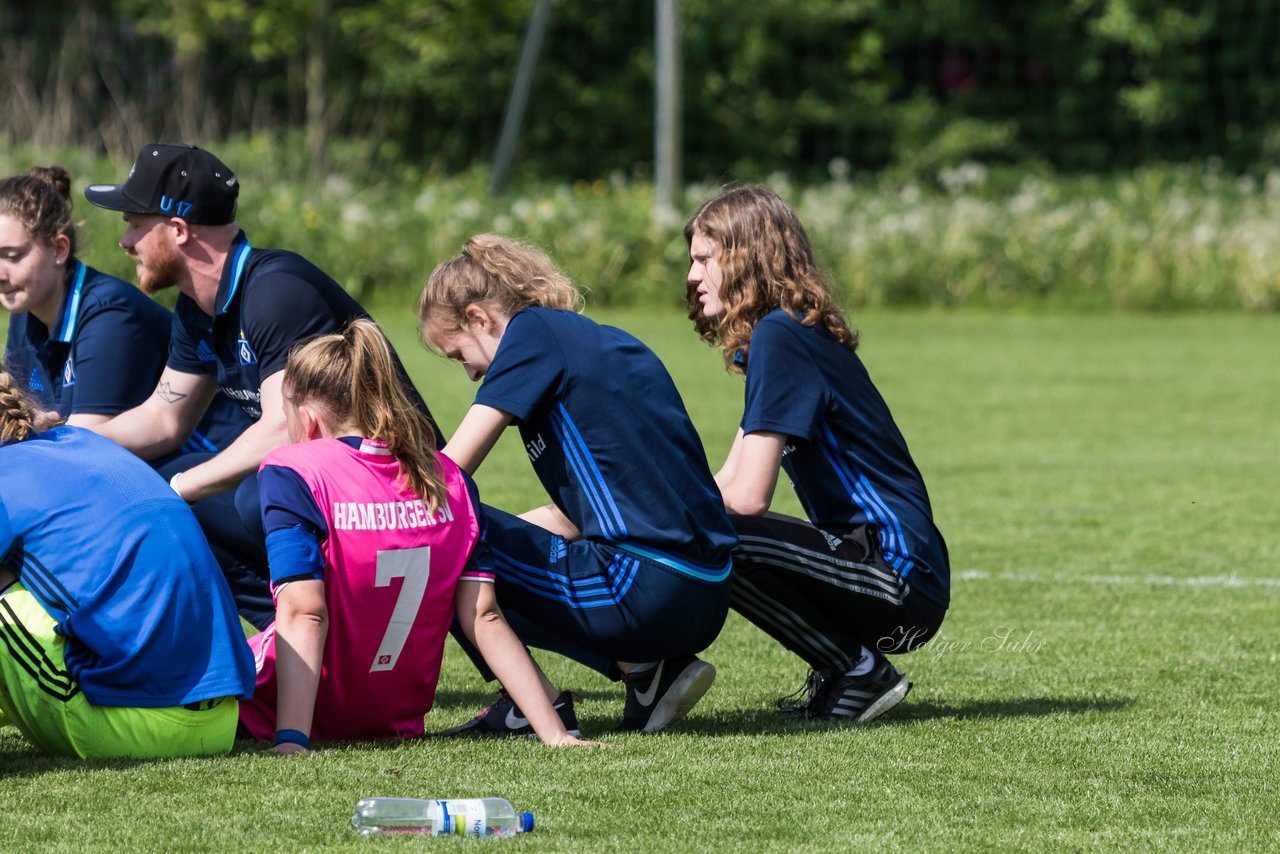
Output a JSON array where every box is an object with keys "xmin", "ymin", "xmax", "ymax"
[
  {"xmin": 460, "ymin": 801, "xmax": 487, "ymax": 837},
  {"xmin": 440, "ymin": 800, "xmax": 488, "ymax": 837}
]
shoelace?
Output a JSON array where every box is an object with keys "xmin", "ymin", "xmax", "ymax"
[
  {"xmin": 552, "ymin": 689, "xmax": 580, "ymax": 707},
  {"xmin": 476, "ymin": 690, "xmax": 512, "ymax": 718},
  {"xmin": 775, "ymin": 669, "xmax": 826, "ymax": 713}
]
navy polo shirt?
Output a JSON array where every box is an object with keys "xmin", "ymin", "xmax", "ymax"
[
  {"xmin": 3, "ymin": 261, "xmax": 249, "ymax": 452},
  {"xmin": 166, "ymin": 232, "xmax": 441, "ymax": 443},
  {"xmin": 474, "ymin": 307, "xmax": 736, "ymax": 566},
  {"xmin": 740, "ymin": 309, "xmax": 949, "ymax": 607}
]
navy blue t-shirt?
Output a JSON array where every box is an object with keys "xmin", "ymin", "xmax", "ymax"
[
  {"xmin": 0, "ymin": 427, "xmax": 255, "ymax": 707},
  {"xmin": 740, "ymin": 309, "xmax": 949, "ymax": 607},
  {"xmin": 3, "ymin": 261, "xmax": 249, "ymax": 452},
  {"xmin": 165, "ymin": 232, "xmax": 442, "ymax": 444},
  {"xmin": 474, "ymin": 307, "xmax": 736, "ymax": 566}
]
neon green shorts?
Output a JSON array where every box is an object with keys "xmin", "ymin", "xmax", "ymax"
[{"xmin": 0, "ymin": 582, "xmax": 238, "ymax": 759}]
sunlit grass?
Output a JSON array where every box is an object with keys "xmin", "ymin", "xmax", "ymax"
[{"xmin": 8, "ymin": 309, "xmax": 1271, "ymax": 850}]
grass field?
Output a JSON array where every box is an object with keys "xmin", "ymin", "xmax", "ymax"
[{"xmin": 2, "ymin": 308, "xmax": 1277, "ymax": 851}]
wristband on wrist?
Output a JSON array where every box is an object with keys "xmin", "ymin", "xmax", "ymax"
[
  {"xmin": 273, "ymin": 728, "xmax": 310, "ymax": 749},
  {"xmin": 169, "ymin": 471, "xmax": 197, "ymax": 505}
]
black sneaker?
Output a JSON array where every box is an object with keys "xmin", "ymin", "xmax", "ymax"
[
  {"xmin": 616, "ymin": 655, "xmax": 716, "ymax": 733},
  {"xmin": 807, "ymin": 658, "xmax": 911, "ymax": 723},
  {"xmin": 435, "ymin": 689, "xmax": 580, "ymax": 738}
]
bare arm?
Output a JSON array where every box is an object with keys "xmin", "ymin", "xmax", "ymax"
[
  {"xmin": 88, "ymin": 367, "xmax": 217, "ymax": 459},
  {"xmin": 718, "ymin": 430, "xmax": 787, "ymax": 516},
  {"xmin": 714, "ymin": 428, "xmax": 747, "ymax": 490},
  {"xmin": 267, "ymin": 579, "xmax": 328, "ymax": 755},
  {"xmin": 455, "ymin": 580, "xmax": 607, "ymax": 747},
  {"xmin": 170, "ymin": 371, "xmax": 291, "ymax": 503},
  {"xmin": 518, "ymin": 504, "xmax": 582, "ymax": 540},
  {"xmin": 440, "ymin": 403, "xmax": 512, "ymax": 475}
]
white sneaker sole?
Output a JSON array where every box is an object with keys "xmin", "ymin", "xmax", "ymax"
[
  {"xmin": 643, "ymin": 660, "xmax": 716, "ymax": 733},
  {"xmin": 855, "ymin": 676, "xmax": 912, "ymax": 723}
]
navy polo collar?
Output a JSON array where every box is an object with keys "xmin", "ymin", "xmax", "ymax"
[
  {"xmin": 214, "ymin": 231, "xmax": 254, "ymax": 316},
  {"xmin": 42, "ymin": 258, "xmax": 88, "ymax": 345}
]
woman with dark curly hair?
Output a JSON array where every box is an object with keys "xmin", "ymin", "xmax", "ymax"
[{"xmin": 684, "ymin": 186, "xmax": 950, "ymax": 723}]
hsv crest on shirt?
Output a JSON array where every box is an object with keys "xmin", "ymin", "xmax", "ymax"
[{"xmin": 237, "ymin": 330, "xmax": 257, "ymax": 365}]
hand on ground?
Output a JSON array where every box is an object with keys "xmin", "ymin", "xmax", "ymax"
[{"xmin": 543, "ymin": 733, "xmax": 616, "ymax": 748}]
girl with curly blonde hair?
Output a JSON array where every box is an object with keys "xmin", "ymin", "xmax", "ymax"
[{"xmin": 685, "ymin": 186, "xmax": 950, "ymax": 724}]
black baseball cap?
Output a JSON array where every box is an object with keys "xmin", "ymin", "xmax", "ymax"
[{"xmin": 84, "ymin": 143, "xmax": 239, "ymax": 225}]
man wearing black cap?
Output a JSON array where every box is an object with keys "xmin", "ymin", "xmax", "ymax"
[{"xmin": 83, "ymin": 143, "xmax": 441, "ymax": 627}]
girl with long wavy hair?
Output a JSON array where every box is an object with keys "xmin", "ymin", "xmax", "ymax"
[
  {"xmin": 419, "ymin": 234, "xmax": 737, "ymax": 735},
  {"xmin": 685, "ymin": 186, "xmax": 950, "ymax": 723},
  {"xmin": 238, "ymin": 319, "xmax": 602, "ymax": 750}
]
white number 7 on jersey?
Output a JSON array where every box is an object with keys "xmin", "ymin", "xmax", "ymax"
[{"xmin": 371, "ymin": 547, "xmax": 431, "ymax": 672}]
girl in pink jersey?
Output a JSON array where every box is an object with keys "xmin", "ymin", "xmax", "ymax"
[{"xmin": 238, "ymin": 319, "xmax": 601, "ymax": 752}]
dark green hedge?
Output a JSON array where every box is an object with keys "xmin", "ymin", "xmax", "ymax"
[{"xmin": 4, "ymin": 1, "xmax": 1280, "ymax": 182}]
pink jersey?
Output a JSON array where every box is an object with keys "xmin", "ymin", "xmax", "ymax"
[{"xmin": 238, "ymin": 439, "xmax": 492, "ymax": 741}]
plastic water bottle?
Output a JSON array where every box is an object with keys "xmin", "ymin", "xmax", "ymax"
[{"xmin": 351, "ymin": 797, "xmax": 534, "ymax": 837}]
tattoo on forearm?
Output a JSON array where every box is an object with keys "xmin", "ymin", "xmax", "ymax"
[{"xmin": 156, "ymin": 382, "xmax": 188, "ymax": 404}]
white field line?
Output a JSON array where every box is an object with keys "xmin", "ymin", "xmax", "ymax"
[{"xmin": 958, "ymin": 569, "xmax": 1280, "ymax": 590}]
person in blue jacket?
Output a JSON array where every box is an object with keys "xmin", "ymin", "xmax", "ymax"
[{"xmin": 0, "ymin": 369, "xmax": 254, "ymax": 758}]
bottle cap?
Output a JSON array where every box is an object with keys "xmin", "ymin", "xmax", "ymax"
[{"xmin": 519, "ymin": 812, "xmax": 534, "ymax": 833}]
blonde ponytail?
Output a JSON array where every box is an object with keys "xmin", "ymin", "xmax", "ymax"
[{"xmin": 284, "ymin": 320, "xmax": 449, "ymax": 512}]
